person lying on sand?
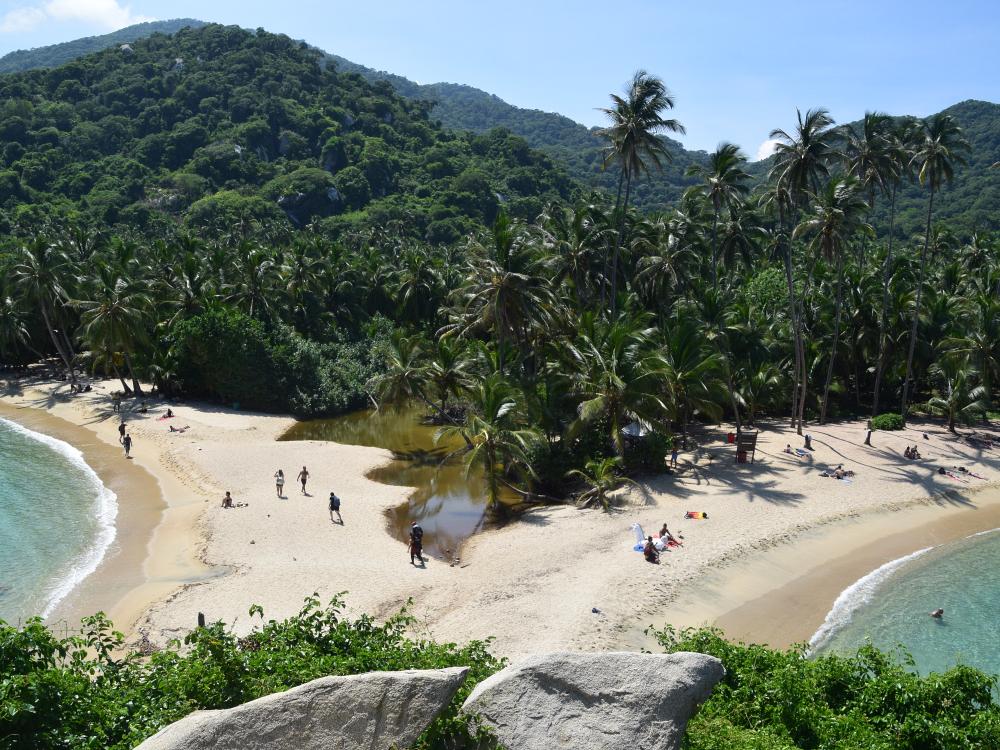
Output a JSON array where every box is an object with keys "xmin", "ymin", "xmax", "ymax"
[
  {"xmin": 168, "ymin": 424, "xmax": 190, "ymax": 433},
  {"xmin": 938, "ymin": 467, "xmax": 968, "ymax": 482},
  {"xmin": 643, "ymin": 536, "xmax": 660, "ymax": 564},
  {"xmin": 820, "ymin": 465, "xmax": 855, "ymax": 479}
]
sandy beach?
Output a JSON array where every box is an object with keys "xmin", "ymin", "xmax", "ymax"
[{"xmin": 2, "ymin": 372, "xmax": 999, "ymax": 658}]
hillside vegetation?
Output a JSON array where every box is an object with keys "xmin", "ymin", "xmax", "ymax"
[
  {"xmin": 3, "ymin": 21, "xmax": 996, "ymax": 235},
  {"xmin": 0, "ymin": 24, "xmax": 573, "ymax": 242}
]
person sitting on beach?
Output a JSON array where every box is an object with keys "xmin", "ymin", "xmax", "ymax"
[
  {"xmin": 904, "ymin": 446, "xmax": 913, "ymax": 459},
  {"xmin": 784, "ymin": 443, "xmax": 794, "ymax": 455},
  {"xmin": 643, "ymin": 536, "xmax": 660, "ymax": 564},
  {"xmin": 221, "ymin": 491, "xmax": 234, "ymax": 509},
  {"xmin": 165, "ymin": 408, "xmax": 173, "ymax": 418},
  {"xmin": 659, "ymin": 523, "xmax": 682, "ymax": 546},
  {"xmin": 912, "ymin": 446, "xmax": 922, "ymax": 460},
  {"xmin": 930, "ymin": 608, "xmax": 944, "ymax": 619}
]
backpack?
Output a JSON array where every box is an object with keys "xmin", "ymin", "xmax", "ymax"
[
  {"xmin": 411, "ymin": 525, "xmax": 423, "ymax": 543},
  {"xmin": 330, "ymin": 494, "xmax": 340, "ymax": 510}
]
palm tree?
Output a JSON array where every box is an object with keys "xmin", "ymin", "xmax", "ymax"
[
  {"xmin": 75, "ymin": 271, "xmax": 153, "ymax": 395},
  {"xmin": 871, "ymin": 120, "xmax": 913, "ymax": 417},
  {"xmin": 424, "ymin": 336, "xmax": 470, "ymax": 417},
  {"xmin": 537, "ymin": 202, "xmax": 609, "ymax": 302},
  {"xmin": 927, "ymin": 357, "xmax": 987, "ymax": 433},
  {"xmin": 661, "ymin": 318, "xmax": 725, "ymax": 442},
  {"xmin": 224, "ymin": 241, "xmax": 278, "ymax": 319},
  {"xmin": 900, "ymin": 115, "xmax": 970, "ymax": 423},
  {"xmin": 0, "ymin": 284, "xmax": 30, "ymax": 358},
  {"xmin": 685, "ymin": 142, "xmax": 751, "ymax": 288},
  {"xmin": 793, "ymin": 178, "xmax": 873, "ymax": 423},
  {"xmin": 566, "ymin": 314, "xmax": 670, "ymax": 457},
  {"xmin": 598, "ymin": 70, "xmax": 685, "ymax": 314},
  {"xmin": 439, "ymin": 375, "xmax": 540, "ymax": 510},
  {"xmin": 445, "ymin": 211, "xmax": 557, "ymax": 375},
  {"xmin": 10, "ymin": 239, "xmax": 78, "ymax": 383},
  {"xmin": 566, "ymin": 457, "xmax": 636, "ymax": 511}
]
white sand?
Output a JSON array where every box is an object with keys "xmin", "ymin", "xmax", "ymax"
[{"xmin": 3, "ymin": 375, "xmax": 999, "ymax": 658}]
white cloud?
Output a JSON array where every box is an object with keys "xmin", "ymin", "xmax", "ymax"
[
  {"xmin": 0, "ymin": 1, "xmax": 155, "ymax": 34},
  {"xmin": 755, "ymin": 138, "xmax": 780, "ymax": 162}
]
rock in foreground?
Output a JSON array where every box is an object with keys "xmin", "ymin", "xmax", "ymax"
[
  {"xmin": 462, "ymin": 651, "xmax": 723, "ymax": 749},
  {"xmin": 136, "ymin": 667, "xmax": 469, "ymax": 750}
]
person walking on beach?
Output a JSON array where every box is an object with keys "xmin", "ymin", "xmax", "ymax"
[
  {"xmin": 329, "ymin": 491, "xmax": 342, "ymax": 524},
  {"xmin": 274, "ymin": 469, "xmax": 285, "ymax": 497},
  {"xmin": 122, "ymin": 433, "xmax": 132, "ymax": 458},
  {"xmin": 409, "ymin": 522, "xmax": 425, "ymax": 565},
  {"xmin": 118, "ymin": 419, "xmax": 127, "ymax": 441},
  {"xmin": 112, "ymin": 395, "xmax": 121, "ymax": 413},
  {"xmin": 669, "ymin": 440, "xmax": 679, "ymax": 468},
  {"xmin": 297, "ymin": 466, "xmax": 310, "ymax": 494}
]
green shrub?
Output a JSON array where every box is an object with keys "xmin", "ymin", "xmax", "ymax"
[
  {"xmin": 624, "ymin": 431, "xmax": 671, "ymax": 473},
  {"xmin": 0, "ymin": 597, "xmax": 504, "ymax": 750},
  {"xmin": 871, "ymin": 412, "xmax": 905, "ymax": 431},
  {"xmin": 653, "ymin": 626, "xmax": 1000, "ymax": 750}
]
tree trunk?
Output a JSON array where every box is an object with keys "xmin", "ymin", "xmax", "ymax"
[
  {"xmin": 782, "ymin": 238, "xmax": 804, "ymax": 434},
  {"xmin": 609, "ymin": 172, "xmax": 633, "ymax": 317},
  {"xmin": 820, "ymin": 251, "xmax": 846, "ymax": 424},
  {"xmin": 727, "ymin": 369, "xmax": 742, "ymax": 432},
  {"xmin": 872, "ymin": 184, "xmax": 898, "ymax": 417},
  {"xmin": 110, "ymin": 357, "xmax": 133, "ymax": 395},
  {"xmin": 40, "ymin": 305, "xmax": 75, "ymax": 383},
  {"xmin": 711, "ymin": 209, "xmax": 720, "ymax": 290},
  {"xmin": 901, "ymin": 188, "xmax": 934, "ymax": 425},
  {"xmin": 124, "ymin": 351, "xmax": 143, "ymax": 396},
  {"xmin": 601, "ymin": 169, "xmax": 626, "ymax": 313}
]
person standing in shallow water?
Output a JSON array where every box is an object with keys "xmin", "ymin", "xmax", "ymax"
[{"xmin": 296, "ymin": 466, "xmax": 310, "ymax": 494}]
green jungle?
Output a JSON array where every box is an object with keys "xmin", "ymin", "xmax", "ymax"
[{"xmin": 0, "ymin": 21, "xmax": 998, "ymax": 750}]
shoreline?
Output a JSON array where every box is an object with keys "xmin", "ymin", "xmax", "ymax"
[
  {"xmin": 0, "ymin": 382, "xmax": 214, "ymax": 635},
  {"xmin": 3, "ymin": 373, "xmax": 1000, "ymax": 661},
  {"xmin": 616, "ymin": 485, "xmax": 1000, "ymax": 653}
]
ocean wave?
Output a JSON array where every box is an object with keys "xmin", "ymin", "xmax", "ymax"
[
  {"xmin": 0, "ymin": 417, "xmax": 118, "ymax": 618},
  {"xmin": 807, "ymin": 545, "xmax": 934, "ymax": 653}
]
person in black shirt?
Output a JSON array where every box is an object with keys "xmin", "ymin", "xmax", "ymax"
[{"xmin": 409, "ymin": 522, "xmax": 425, "ymax": 565}]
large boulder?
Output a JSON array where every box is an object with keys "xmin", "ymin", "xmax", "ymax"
[
  {"xmin": 462, "ymin": 652, "xmax": 723, "ymax": 749},
  {"xmin": 136, "ymin": 667, "xmax": 469, "ymax": 750}
]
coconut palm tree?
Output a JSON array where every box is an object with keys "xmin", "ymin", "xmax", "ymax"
[
  {"xmin": 928, "ymin": 357, "xmax": 987, "ymax": 433},
  {"xmin": 598, "ymin": 70, "xmax": 685, "ymax": 314},
  {"xmin": 769, "ymin": 108, "xmax": 838, "ymax": 207},
  {"xmin": 75, "ymin": 271, "xmax": 153, "ymax": 395},
  {"xmin": 537, "ymin": 202, "xmax": 609, "ymax": 302},
  {"xmin": 566, "ymin": 456, "xmax": 636, "ymax": 511},
  {"xmin": 685, "ymin": 142, "xmax": 751, "ymax": 288},
  {"xmin": 10, "ymin": 239, "xmax": 78, "ymax": 383},
  {"xmin": 439, "ymin": 374, "xmax": 540, "ymax": 510},
  {"xmin": 566, "ymin": 314, "xmax": 669, "ymax": 457},
  {"xmin": 900, "ymin": 115, "xmax": 970, "ymax": 423},
  {"xmin": 793, "ymin": 177, "xmax": 873, "ymax": 423},
  {"xmin": 661, "ymin": 318, "xmax": 726, "ymax": 442}
]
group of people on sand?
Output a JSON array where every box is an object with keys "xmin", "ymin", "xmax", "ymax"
[
  {"xmin": 819, "ymin": 464, "xmax": 855, "ymax": 480},
  {"xmin": 903, "ymin": 445, "xmax": 923, "ymax": 460},
  {"xmin": 644, "ymin": 523, "xmax": 683, "ymax": 564},
  {"xmin": 273, "ymin": 466, "xmax": 311, "ymax": 497}
]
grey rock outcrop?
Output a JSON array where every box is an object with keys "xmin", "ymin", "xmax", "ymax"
[
  {"xmin": 461, "ymin": 651, "xmax": 724, "ymax": 749},
  {"xmin": 136, "ymin": 667, "xmax": 468, "ymax": 750}
]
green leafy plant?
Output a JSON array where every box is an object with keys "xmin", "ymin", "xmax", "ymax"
[{"xmin": 871, "ymin": 412, "xmax": 905, "ymax": 431}]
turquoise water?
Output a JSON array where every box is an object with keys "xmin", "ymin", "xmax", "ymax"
[
  {"xmin": 0, "ymin": 418, "xmax": 117, "ymax": 624},
  {"xmin": 812, "ymin": 528, "xmax": 1000, "ymax": 677}
]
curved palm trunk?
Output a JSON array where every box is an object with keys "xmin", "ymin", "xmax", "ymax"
[
  {"xmin": 40, "ymin": 305, "xmax": 76, "ymax": 384},
  {"xmin": 124, "ymin": 351, "xmax": 143, "ymax": 396},
  {"xmin": 711, "ymin": 208, "xmax": 720, "ymax": 290},
  {"xmin": 901, "ymin": 188, "xmax": 935, "ymax": 425},
  {"xmin": 819, "ymin": 251, "xmax": 846, "ymax": 424},
  {"xmin": 872, "ymin": 184, "xmax": 898, "ymax": 417}
]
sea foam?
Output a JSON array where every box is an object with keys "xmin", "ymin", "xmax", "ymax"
[{"xmin": 0, "ymin": 417, "xmax": 118, "ymax": 618}]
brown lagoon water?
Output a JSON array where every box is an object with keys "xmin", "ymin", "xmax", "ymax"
[{"xmin": 279, "ymin": 405, "xmax": 516, "ymax": 558}]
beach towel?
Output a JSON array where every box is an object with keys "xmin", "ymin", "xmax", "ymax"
[
  {"xmin": 794, "ymin": 448, "xmax": 807, "ymax": 457},
  {"xmin": 837, "ymin": 478, "xmax": 853, "ymax": 484},
  {"xmin": 684, "ymin": 511, "xmax": 708, "ymax": 520}
]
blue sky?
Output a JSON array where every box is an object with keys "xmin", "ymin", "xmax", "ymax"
[{"xmin": 1, "ymin": 0, "xmax": 997, "ymax": 159}]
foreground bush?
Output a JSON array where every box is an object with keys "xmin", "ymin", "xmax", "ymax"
[
  {"xmin": 653, "ymin": 626, "xmax": 1000, "ymax": 750},
  {"xmin": 871, "ymin": 412, "xmax": 905, "ymax": 431},
  {"xmin": 0, "ymin": 596, "xmax": 503, "ymax": 750}
]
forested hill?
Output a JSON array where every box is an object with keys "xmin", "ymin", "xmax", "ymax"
[
  {"xmin": 326, "ymin": 53, "xmax": 708, "ymax": 210},
  {"xmin": 0, "ymin": 24, "xmax": 574, "ymax": 241},
  {"xmin": 0, "ymin": 19, "xmax": 208, "ymax": 73}
]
